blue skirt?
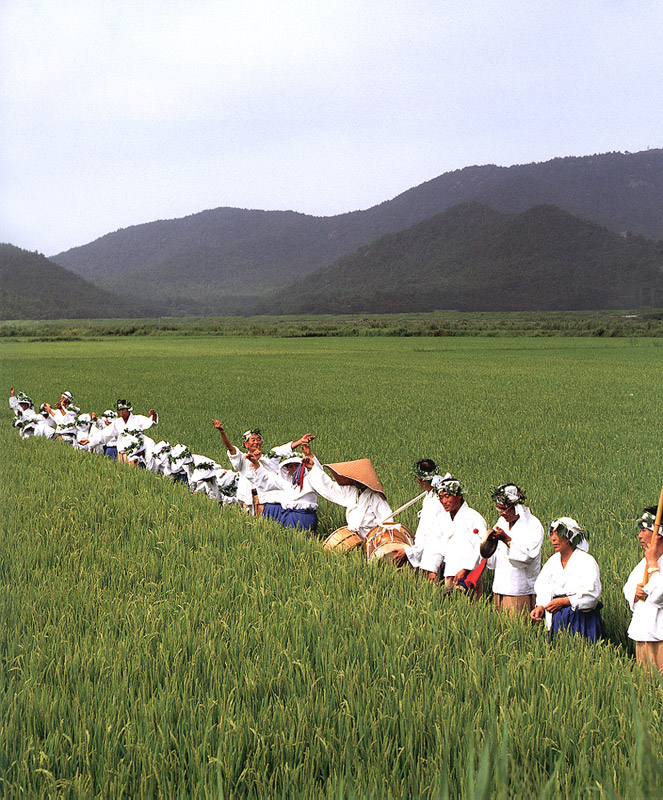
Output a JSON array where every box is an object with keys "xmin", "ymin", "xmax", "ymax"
[
  {"xmin": 280, "ymin": 508, "xmax": 318, "ymax": 532},
  {"xmin": 262, "ymin": 503, "xmax": 284, "ymax": 522},
  {"xmin": 551, "ymin": 602, "xmax": 604, "ymax": 643},
  {"xmin": 104, "ymin": 446, "xmax": 118, "ymax": 459}
]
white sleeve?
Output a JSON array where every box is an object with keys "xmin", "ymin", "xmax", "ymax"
[
  {"xmin": 306, "ymin": 461, "xmax": 349, "ymax": 507},
  {"xmin": 568, "ymin": 554, "xmax": 602, "ymax": 611},
  {"xmin": 249, "ymin": 465, "xmax": 283, "ymax": 493}
]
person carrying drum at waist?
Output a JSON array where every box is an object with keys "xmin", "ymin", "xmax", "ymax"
[{"xmin": 302, "ymin": 443, "xmax": 392, "ymax": 539}]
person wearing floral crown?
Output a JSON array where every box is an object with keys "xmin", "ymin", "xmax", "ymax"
[
  {"xmin": 423, "ymin": 476, "xmax": 487, "ymax": 590},
  {"xmin": 301, "ymin": 444, "xmax": 393, "ymax": 540},
  {"xmin": 531, "ymin": 517, "xmax": 604, "ymax": 641},
  {"xmin": 483, "ymin": 484, "xmax": 544, "ymax": 614},
  {"xmin": 80, "ymin": 399, "xmax": 158, "ymax": 462},
  {"xmin": 42, "ymin": 390, "xmax": 80, "ymax": 444},
  {"xmin": 8, "ymin": 387, "xmax": 43, "ymax": 439},
  {"xmin": 212, "ymin": 421, "xmax": 314, "ymax": 516},
  {"xmin": 623, "ymin": 505, "xmax": 663, "ymax": 673},
  {"xmin": 391, "ymin": 460, "xmax": 447, "ymax": 571},
  {"xmin": 245, "ymin": 445, "xmax": 319, "ymax": 531}
]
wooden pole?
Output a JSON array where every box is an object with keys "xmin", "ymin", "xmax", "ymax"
[{"xmin": 379, "ymin": 491, "xmax": 427, "ymax": 525}]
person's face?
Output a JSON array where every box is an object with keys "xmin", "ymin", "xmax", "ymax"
[
  {"xmin": 549, "ymin": 531, "xmax": 571, "ymax": 553},
  {"xmin": 283, "ymin": 463, "xmax": 299, "ymax": 477},
  {"xmin": 496, "ymin": 502, "xmax": 518, "ymax": 524},
  {"xmin": 60, "ymin": 395, "xmax": 70, "ymax": 407},
  {"xmin": 416, "ymin": 478, "xmax": 431, "ymax": 492},
  {"xmin": 19, "ymin": 402, "xmax": 29, "ymax": 411},
  {"xmin": 439, "ymin": 492, "xmax": 463, "ymax": 513},
  {"xmin": 638, "ymin": 527, "xmax": 653, "ymax": 550},
  {"xmin": 245, "ymin": 435, "xmax": 262, "ymax": 454},
  {"xmin": 119, "ymin": 408, "xmax": 131, "ymax": 422}
]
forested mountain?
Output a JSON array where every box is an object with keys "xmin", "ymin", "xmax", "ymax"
[
  {"xmin": 258, "ymin": 204, "xmax": 663, "ymax": 313},
  {"xmin": 0, "ymin": 244, "xmax": 157, "ymax": 320},
  {"xmin": 50, "ymin": 149, "xmax": 663, "ymax": 314}
]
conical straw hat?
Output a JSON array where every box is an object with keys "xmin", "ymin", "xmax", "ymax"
[{"xmin": 324, "ymin": 459, "xmax": 386, "ymax": 496}]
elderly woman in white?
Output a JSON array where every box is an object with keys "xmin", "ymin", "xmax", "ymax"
[
  {"xmin": 531, "ymin": 517, "xmax": 604, "ymax": 641},
  {"xmin": 212, "ymin": 421, "xmax": 313, "ymax": 516},
  {"xmin": 246, "ymin": 451, "xmax": 319, "ymax": 531},
  {"xmin": 483, "ymin": 484, "xmax": 544, "ymax": 614},
  {"xmin": 623, "ymin": 506, "xmax": 663, "ymax": 673}
]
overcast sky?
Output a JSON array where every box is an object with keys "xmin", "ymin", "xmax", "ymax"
[{"xmin": 1, "ymin": 0, "xmax": 661, "ymax": 255}]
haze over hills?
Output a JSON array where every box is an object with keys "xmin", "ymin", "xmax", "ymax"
[
  {"xmin": 0, "ymin": 244, "xmax": 156, "ymax": 320},
  {"xmin": 259, "ymin": 204, "xmax": 663, "ymax": 313},
  {"xmin": 48, "ymin": 148, "xmax": 663, "ymax": 315}
]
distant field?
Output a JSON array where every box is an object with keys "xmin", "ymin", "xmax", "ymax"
[
  {"xmin": 2, "ymin": 336, "xmax": 662, "ymax": 797},
  {"xmin": 1, "ymin": 308, "xmax": 663, "ymax": 339}
]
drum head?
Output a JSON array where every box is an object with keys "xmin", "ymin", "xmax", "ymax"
[
  {"xmin": 366, "ymin": 523, "xmax": 413, "ymax": 562},
  {"xmin": 323, "ymin": 526, "xmax": 364, "ymax": 553}
]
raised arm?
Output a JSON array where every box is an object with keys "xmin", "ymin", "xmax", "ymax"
[{"xmin": 212, "ymin": 420, "xmax": 237, "ymax": 455}]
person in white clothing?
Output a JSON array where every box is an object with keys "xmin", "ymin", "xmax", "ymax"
[
  {"xmin": 302, "ymin": 449, "xmax": 392, "ymax": 539},
  {"xmin": 9, "ymin": 388, "xmax": 43, "ymax": 439},
  {"xmin": 531, "ymin": 517, "xmax": 604, "ymax": 642},
  {"xmin": 247, "ymin": 451, "xmax": 319, "ymax": 531},
  {"xmin": 212, "ymin": 421, "xmax": 313, "ymax": 515},
  {"xmin": 391, "ymin": 460, "xmax": 446, "ymax": 571},
  {"xmin": 483, "ymin": 484, "xmax": 544, "ymax": 614},
  {"xmin": 43, "ymin": 390, "xmax": 80, "ymax": 444},
  {"xmin": 623, "ymin": 505, "xmax": 663, "ymax": 673},
  {"xmin": 80, "ymin": 399, "xmax": 158, "ymax": 463},
  {"xmin": 428, "ymin": 476, "xmax": 487, "ymax": 591}
]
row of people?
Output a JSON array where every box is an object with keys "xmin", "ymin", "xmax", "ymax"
[{"xmin": 9, "ymin": 389, "xmax": 663, "ymax": 672}]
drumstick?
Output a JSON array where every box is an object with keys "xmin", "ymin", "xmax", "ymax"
[
  {"xmin": 641, "ymin": 481, "xmax": 663, "ymax": 589},
  {"xmin": 379, "ymin": 491, "xmax": 427, "ymax": 525}
]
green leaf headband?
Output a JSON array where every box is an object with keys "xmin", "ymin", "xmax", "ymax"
[
  {"xmin": 412, "ymin": 460, "xmax": 438, "ymax": 481},
  {"xmin": 435, "ymin": 476, "xmax": 465, "ymax": 497},
  {"xmin": 243, "ymin": 429, "xmax": 262, "ymax": 442},
  {"xmin": 549, "ymin": 517, "xmax": 588, "ymax": 549},
  {"xmin": 491, "ymin": 484, "xmax": 526, "ymax": 506},
  {"xmin": 116, "ymin": 399, "xmax": 132, "ymax": 411},
  {"xmin": 18, "ymin": 392, "xmax": 33, "ymax": 407},
  {"xmin": 637, "ymin": 510, "xmax": 657, "ymax": 532}
]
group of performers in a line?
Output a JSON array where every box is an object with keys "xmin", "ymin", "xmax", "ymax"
[{"xmin": 9, "ymin": 387, "xmax": 663, "ymax": 673}]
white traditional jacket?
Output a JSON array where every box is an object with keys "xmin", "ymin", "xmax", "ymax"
[
  {"xmin": 405, "ymin": 489, "xmax": 445, "ymax": 569},
  {"xmin": 250, "ymin": 463, "xmax": 318, "ymax": 511},
  {"xmin": 89, "ymin": 412, "xmax": 158, "ymax": 451},
  {"xmin": 486, "ymin": 507, "xmax": 544, "ymax": 595},
  {"xmin": 623, "ymin": 553, "xmax": 663, "ymax": 642},
  {"xmin": 227, "ymin": 443, "xmax": 294, "ymax": 505},
  {"xmin": 306, "ymin": 459, "xmax": 392, "ymax": 538},
  {"xmin": 420, "ymin": 501, "xmax": 485, "ymax": 578},
  {"xmin": 534, "ymin": 548, "xmax": 602, "ymax": 630}
]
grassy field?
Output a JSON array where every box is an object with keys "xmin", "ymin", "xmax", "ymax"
[{"xmin": 2, "ymin": 335, "xmax": 663, "ymax": 797}]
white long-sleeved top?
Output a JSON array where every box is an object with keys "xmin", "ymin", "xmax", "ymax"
[
  {"xmin": 438, "ymin": 501, "xmax": 486, "ymax": 578},
  {"xmin": 486, "ymin": 506, "xmax": 544, "ymax": 595},
  {"xmin": 9, "ymin": 398, "xmax": 47, "ymax": 439},
  {"xmin": 623, "ymin": 553, "xmax": 663, "ymax": 642},
  {"xmin": 305, "ymin": 459, "xmax": 392, "ymax": 538},
  {"xmin": 249, "ymin": 463, "xmax": 318, "ymax": 511},
  {"xmin": 405, "ymin": 490, "xmax": 445, "ymax": 568},
  {"xmin": 89, "ymin": 412, "xmax": 158, "ymax": 452},
  {"xmin": 227, "ymin": 442, "xmax": 294, "ymax": 505},
  {"xmin": 48, "ymin": 403, "xmax": 80, "ymax": 439},
  {"xmin": 534, "ymin": 548, "xmax": 602, "ymax": 630}
]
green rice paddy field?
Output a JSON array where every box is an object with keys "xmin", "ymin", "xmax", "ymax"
[{"xmin": 2, "ymin": 335, "xmax": 662, "ymax": 798}]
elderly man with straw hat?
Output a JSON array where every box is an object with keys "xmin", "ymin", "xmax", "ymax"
[
  {"xmin": 623, "ymin": 505, "xmax": 663, "ymax": 673},
  {"xmin": 302, "ymin": 445, "xmax": 392, "ymax": 539},
  {"xmin": 482, "ymin": 483, "xmax": 544, "ymax": 614}
]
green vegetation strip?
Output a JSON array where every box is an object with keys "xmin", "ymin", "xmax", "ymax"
[{"xmin": 2, "ymin": 336, "xmax": 662, "ymax": 797}]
